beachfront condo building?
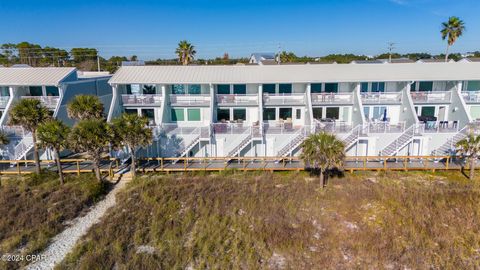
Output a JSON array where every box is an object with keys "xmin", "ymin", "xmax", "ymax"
[{"xmin": 106, "ymin": 62, "xmax": 480, "ymax": 159}]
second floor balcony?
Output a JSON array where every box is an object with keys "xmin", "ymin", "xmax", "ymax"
[
  {"xmin": 461, "ymin": 91, "xmax": 480, "ymax": 103},
  {"xmin": 21, "ymin": 96, "xmax": 60, "ymax": 109},
  {"xmin": 410, "ymin": 91, "xmax": 452, "ymax": 103},
  {"xmin": 263, "ymin": 93, "xmax": 305, "ymax": 106},
  {"xmin": 122, "ymin": 94, "xmax": 162, "ymax": 106},
  {"xmin": 311, "ymin": 92, "xmax": 353, "ymax": 105},
  {"xmin": 361, "ymin": 92, "xmax": 402, "ymax": 104},
  {"xmin": 216, "ymin": 94, "xmax": 258, "ymax": 106},
  {"xmin": 0, "ymin": 96, "xmax": 10, "ymax": 109},
  {"xmin": 170, "ymin": 94, "xmax": 211, "ymax": 106}
]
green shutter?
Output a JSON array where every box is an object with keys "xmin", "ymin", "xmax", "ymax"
[
  {"xmin": 171, "ymin": 109, "xmax": 184, "ymax": 122},
  {"xmin": 187, "ymin": 109, "xmax": 201, "ymax": 121}
]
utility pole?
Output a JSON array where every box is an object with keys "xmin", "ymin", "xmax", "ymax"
[
  {"xmin": 277, "ymin": 43, "xmax": 282, "ymax": 65},
  {"xmin": 97, "ymin": 55, "xmax": 101, "ymax": 72},
  {"xmin": 387, "ymin": 42, "xmax": 396, "ymax": 63}
]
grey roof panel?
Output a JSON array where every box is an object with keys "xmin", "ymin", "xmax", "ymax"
[
  {"xmin": 109, "ymin": 62, "xmax": 480, "ymax": 85},
  {"xmin": 0, "ymin": 67, "xmax": 77, "ymax": 86}
]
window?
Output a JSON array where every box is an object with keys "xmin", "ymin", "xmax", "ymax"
[
  {"xmin": 172, "ymin": 84, "xmax": 185, "ymax": 94},
  {"xmin": 263, "ymin": 108, "xmax": 276, "ymax": 120},
  {"xmin": 279, "ymin": 108, "xmax": 292, "ymax": 120},
  {"xmin": 326, "ymin": 107, "xmax": 340, "ymax": 119},
  {"xmin": 418, "ymin": 81, "xmax": 433, "ymax": 92},
  {"xmin": 313, "ymin": 108, "xmax": 323, "ymax": 119},
  {"xmin": 46, "ymin": 86, "xmax": 59, "ymax": 96},
  {"xmin": 125, "ymin": 109, "xmax": 137, "ymax": 115},
  {"xmin": 29, "ymin": 86, "xmax": 42, "ymax": 96},
  {"xmin": 233, "ymin": 109, "xmax": 246, "ymax": 121},
  {"xmin": 324, "ymin": 83, "xmax": 338, "ymax": 93},
  {"xmin": 373, "ymin": 106, "xmax": 386, "ymax": 120},
  {"xmin": 142, "ymin": 109, "xmax": 155, "ymax": 124},
  {"xmin": 420, "ymin": 106, "xmax": 435, "ymax": 117},
  {"xmin": 233, "ymin": 84, "xmax": 246, "ymax": 94},
  {"xmin": 0, "ymin": 87, "xmax": 8, "ymax": 97},
  {"xmin": 217, "ymin": 84, "xmax": 230, "ymax": 94},
  {"xmin": 187, "ymin": 108, "xmax": 201, "ymax": 121},
  {"xmin": 188, "ymin": 85, "xmax": 201, "ymax": 95},
  {"xmin": 217, "ymin": 109, "xmax": 230, "ymax": 121},
  {"xmin": 311, "ymin": 83, "xmax": 322, "ymax": 93},
  {"xmin": 126, "ymin": 84, "xmax": 132, "ymax": 94},
  {"xmin": 363, "ymin": 107, "xmax": 370, "ymax": 120},
  {"xmin": 279, "ymin": 84, "xmax": 292, "ymax": 94},
  {"xmin": 371, "ymin": 82, "xmax": 385, "ymax": 92},
  {"xmin": 142, "ymin": 84, "xmax": 156, "ymax": 94},
  {"xmin": 296, "ymin": 109, "xmax": 302, "ymax": 119},
  {"xmin": 467, "ymin": 81, "xmax": 480, "ymax": 91},
  {"xmin": 470, "ymin": 106, "xmax": 480, "ymax": 119},
  {"xmin": 263, "ymin": 84, "xmax": 276, "ymax": 94},
  {"xmin": 361, "ymin": 82, "xmax": 369, "ymax": 92},
  {"xmin": 130, "ymin": 84, "xmax": 141, "ymax": 94},
  {"xmin": 171, "ymin": 108, "xmax": 184, "ymax": 121}
]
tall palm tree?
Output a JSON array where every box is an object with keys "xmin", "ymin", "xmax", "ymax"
[
  {"xmin": 67, "ymin": 95, "xmax": 104, "ymax": 121},
  {"xmin": 441, "ymin": 16, "xmax": 465, "ymax": 62},
  {"xmin": 112, "ymin": 113, "xmax": 153, "ymax": 177},
  {"xmin": 37, "ymin": 119, "xmax": 70, "ymax": 184},
  {"xmin": 300, "ymin": 132, "xmax": 345, "ymax": 188},
  {"xmin": 456, "ymin": 132, "xmax": 480, "ymax": 180},
  {"xmin": 175, "ymin": 40, "xmax": 196, "ymax": 65},
  {"xmin": 8, "ymin": 99, "xmax": 50, "ymax": 174}
]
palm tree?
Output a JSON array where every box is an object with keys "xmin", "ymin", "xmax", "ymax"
[
  {"xmin": 37, "ymin": 120, "xmax": 70, "ymax": 184},
  {"xmin": 67, "ymin": 95, "xmax": 104, "ymax": 121},
  {"xmin": 175, "ymin": 40, "xmax": 196, "ymax": 65},
  {"xmin": 456, "ymin": 132, "xmax": 480, "ymax": 180},
  {"xmin": 300, "ymin": 132, "xmax": 345, "ymax": 188},
  {"xmin": 441, "ymin": 16, "xmax": 465, "ymax": 62},
  {"xmin": 0, "ymin": 131, "xmax": 9, "ymax": 146},
  {"xmin": 8, "ymin": 99, "xmax": 50, "ymax": 174},
  {"xmin": 112, "ymin": 113, "xmax": 153, "ymax": 177},
  {"xmin": 69, "ymin": 119, "xmax": 112, "ymax": 181}
]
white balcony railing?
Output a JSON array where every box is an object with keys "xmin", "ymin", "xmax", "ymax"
[
  {"xmin": 170, "ymin": 94, "xmax": 210, "ymax": 106},
  {"xmin": 311, "ymin": 93, "xmax": 353, "ymax": 105},
  {"xmin": 461, "ymin": 91, "xmax": 480, "ymax": 103},
  {"xmin": 122, "ymin": 94, "xmax": 162, "ymax": 106},
  {"xmin": 361, "ymin": 92, "xmax": 402, "ymax": 104},
  {"xmin": 410, "ymin": 91, "xmax": 452, "ymax": 103},
  {"xmin": 366, "ymin": 121, "xmax": 406, "ymax": 133},
  {"xmin": 0, "ymin": 96, "xmax": 10, "ymax": 108},
  {"xmin": 216, "ymin": 94, "xmax": 258, "ymax": 106},
  {"xmin": 313, "ymin": 120, "xmax": 353, "ymax": 134},
  {"xmin": 263, "ymin": 93, "xmax": 305, "ymax": 105},
  {"xmin": 21, "ymin": 96, "xmax": 60, "ymax": 109}
]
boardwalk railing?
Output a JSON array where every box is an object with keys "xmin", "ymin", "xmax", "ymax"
[{"xmin": 1, "ymin": 156, "xmax": 474, "ymax": 175}]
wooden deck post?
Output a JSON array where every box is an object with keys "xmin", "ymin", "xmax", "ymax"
[
  {"xmin": 446, "ymin": 157, "xmax": 450, "ymax": 170},
  {"xmin": 76, "ymin": 161, "xmax": 80, "ymax": 176},
  {"xmin": 17, "ymin": 161, "xmax": 20, "ymax": 175},
  {"xmin": 161, "ymin": 158, "xmax": 164, "ymax": 171}
]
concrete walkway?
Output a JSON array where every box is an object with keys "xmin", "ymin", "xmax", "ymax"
[{"xmin": 26, "ymin": 175, "xmax": 130, "ymax": 270}]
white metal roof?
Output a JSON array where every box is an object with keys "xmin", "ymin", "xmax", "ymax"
[
  {"xmin": 109, "ymin": 62, "xmax": 480, "ymax": 85},
  {"xmin": 0, "ymin": 67, "xmax": 77, "ymax": 86}
]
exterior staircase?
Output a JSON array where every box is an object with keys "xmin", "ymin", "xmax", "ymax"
[
  {"xmin": 380, "ymin": 124, "xmax": 423, "ymax": 156},
  {"xmin": 227, "ymin": 128, "xmax": 254, "ymax": 157},
  {"xmin": 433, "ymin": 125, "xmax": 470, "ymax": 156},
  {"xmin": 12, "ymin": 134, "xmax": 34, "ymax": 160},
  {"xmin": 277, "ymin": 127, "xmax": 308, "ymax": 157},
  {"xmin": 342, "ymin": 124, "xmax": 364, "ymax": 150}
]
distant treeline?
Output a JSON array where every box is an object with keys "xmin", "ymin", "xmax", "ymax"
[{"xmin": 1, "ymin": 42, "xmax": 479, "ymax": 73}]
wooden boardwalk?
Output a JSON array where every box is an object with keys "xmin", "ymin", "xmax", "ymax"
[{"xmin": 0, "ymin": 156, "xmax": 474, "ymax": 176}]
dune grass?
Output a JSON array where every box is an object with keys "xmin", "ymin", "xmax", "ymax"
[
  {"xmin": 0, "ymin": 172, "xmax": 109, "ymax": 269},
  {"xmin": 58, "ymin": 170, "xmax": 480, "ymax": 269}
]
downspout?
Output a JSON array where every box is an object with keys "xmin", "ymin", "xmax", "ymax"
[
  {"xmin": 52, "ymin": 83, "xmax": 64, "ymax": 118},
  {"xmin": 0, "ymin": 86, "xmax": 16, "ymax": 126},
  {"xmin": 107, "ymin": 84, "xmax": 117, "ymax": 122}
]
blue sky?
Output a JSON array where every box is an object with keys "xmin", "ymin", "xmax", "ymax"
[{"xmin": 0, "ymin": 0, "xmax": 479, "ymax": 59}]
